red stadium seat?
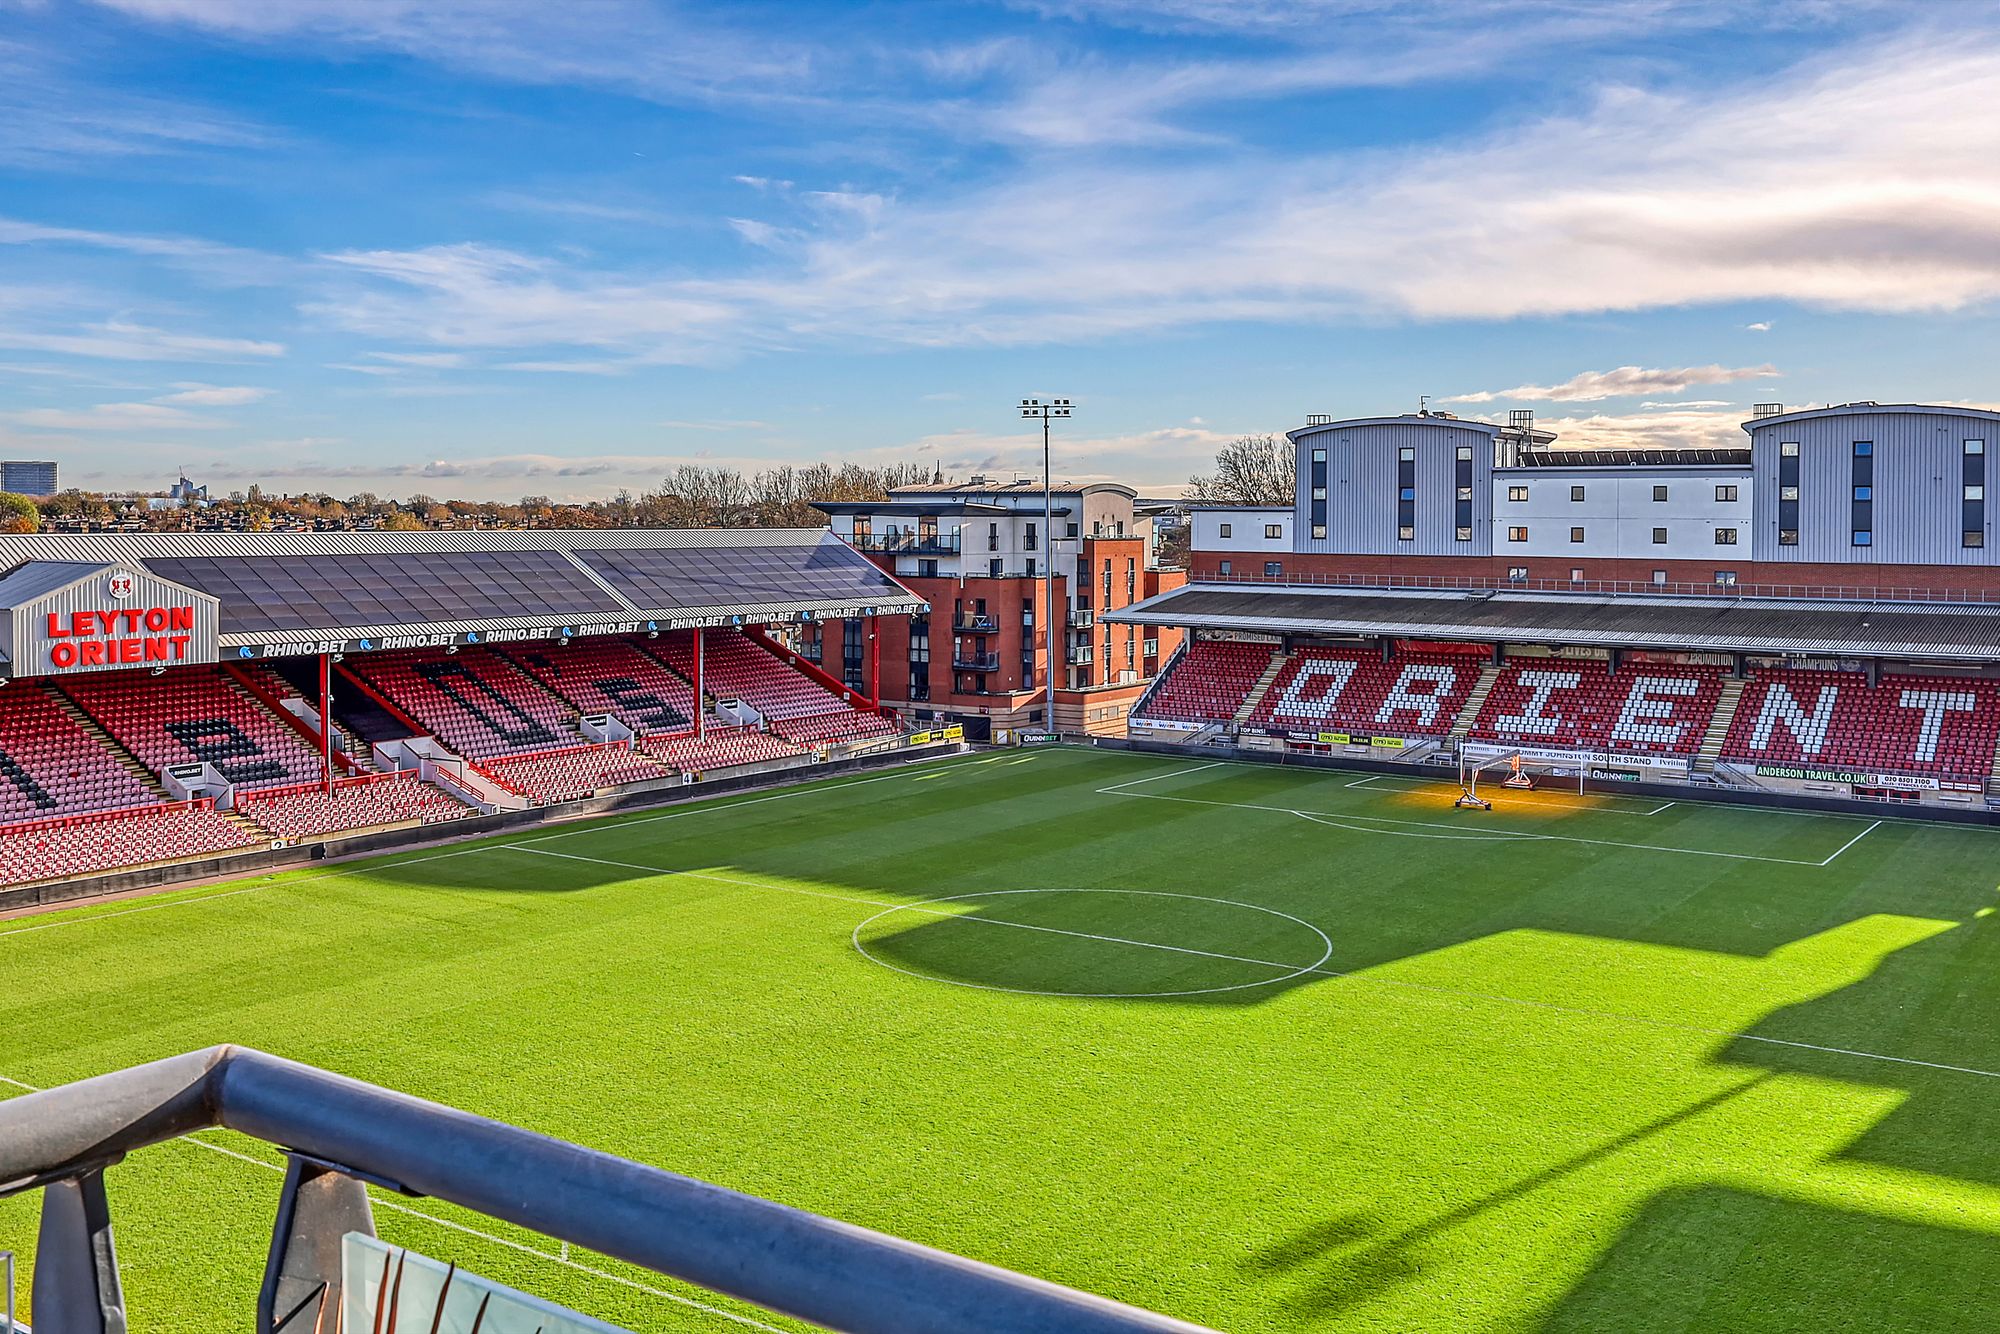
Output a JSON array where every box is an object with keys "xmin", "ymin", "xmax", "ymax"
[
  {"xmin": 1468, "ymin": 660, "xmax": 1726, "ymax": 756},
  {"xmin": 1719, "ymin": 668, "xmax": 2000, "ymax": 784},
  {"xmin": 1250, "ymin": 646, "xmax": 1480, "ymax": 738},
  {"xmin": 498, "ymin": 640, "xmax": 698, "ymax": 736},
  {"xmin": 659, "ymin": 630, "xmax": 859, "ymax": 722},
  {"xmin": 1132, "ymin": 640, "xmax": 1275, "ymax": 724},
  {"xmin": 0, "ymin": 801, "xmax": 257, "ymax": 888},
  {"xmin": 63, "ymin": 665, "xmax": 329, "ymax": 790},
  {"xmin": 0, "ymin": 681, "xmax": 160, "ymax": 824},
  {"xmin": 479, "ymin": 744, "xmax": 675, "ymax": 803},
  {"xmin": 640, "ymin": 725, "xmax": 807, "ymax": 772},
  {"xmin": 348, "ymin": 646, "xmax": 582, "ymax": 762},
  {"xmin": 235, "ymin": 771, "xmax": 477, "ymax": 840}
]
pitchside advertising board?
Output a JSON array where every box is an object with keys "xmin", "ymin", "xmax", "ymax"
[
  {"xmin": 2, "ymin": 563, "xmax": 220, "ymax": 682},
  {"xmin": 1461, "ymin": 741, "xmax": 1692, "ymax": 781}
]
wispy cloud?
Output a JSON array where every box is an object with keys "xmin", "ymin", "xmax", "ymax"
[
  {"xmin": 7, "ymin": 401, "xmax": 222, "ymax": 431},
  {"xmin": 1445, "ymin": 364, "xmax": 1779, "ymax": 404},
  {"xmin": 0, "ymin": 319, "xmax": 284, "ymax": 362},
  {"xmin": 0, "ymin": 36, "xmax": 265, "ymax": 168},
  {"xmin": 154, "ymin": 383, "xmax": 271, "ymax": 405},
  {"xmin": 297, "ymin": 37, "xmax": 2000, "ymax": 363}
]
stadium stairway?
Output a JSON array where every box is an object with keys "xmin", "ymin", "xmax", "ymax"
[
  {"xmin": 1448, "ymin": 662, "xmax": 1504, "ymax": 739},
  {"xmin": 268, "ymin": 656, "xmax": 411, "ymax": 766},
  {"xmin": 1988, "ymin": 730, "xmax": 2000, "ymax": 796},
  {"xmin": 42, "ymin": 682, "xmax": 170, "ymax": 800},
  {"xmin": 1694, "ymin": 677, "xmax": 1748, "ymax": 776},
  {"xmin": 1229, "ymin": 648, "xmax": 1290, "ymax": 728}
]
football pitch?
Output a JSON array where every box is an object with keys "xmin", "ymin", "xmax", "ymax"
[{"xmin": 4, "ymin": 746, "xmax": 1999, "ymax": 1332}]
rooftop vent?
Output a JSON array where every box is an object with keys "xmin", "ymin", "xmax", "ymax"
[
  {"xmin": 1305, "ymin": 414, "xmax": 1333, "ymax": 426},
  {"xmin": 967, "ymin": 474, "xmax": 990, "ymax": 485},
  {"xmin": 1752, "ymin": 402, "xmax": 1784, "ymax": 418},
  {"xmin": 1508, "ymin": 409, "xmax": 1535, "ymax": 432}
]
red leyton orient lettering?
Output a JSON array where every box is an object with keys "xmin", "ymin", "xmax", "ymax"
[{"xmin": 46, "ymin": 606, "xmax": 195, "ymax": 638}]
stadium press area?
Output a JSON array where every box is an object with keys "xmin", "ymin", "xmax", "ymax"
[{"xmin": 4, "ymin": 745, "xmax": 1997, "ymax": 1332}]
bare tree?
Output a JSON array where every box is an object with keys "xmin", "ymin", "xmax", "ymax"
[{"xmin": 1186, "ymin": 434, "xmax": 1295, "ymax": 505}]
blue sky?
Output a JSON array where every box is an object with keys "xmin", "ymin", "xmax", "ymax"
[{"xmin": 3, "ymin": 0, "xmax": 1999, "ymax": 501}]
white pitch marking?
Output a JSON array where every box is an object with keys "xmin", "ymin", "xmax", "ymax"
[
  {"xmin": 1646, "ymin": 801, "xmax": 1678, "ymax": 816},
  {"xmin": 0, "ymin": 751, "xmax": 996, "ymax": 944},
  {"xmin": 1345, "ymin": 776, "xmax": 1381, "ymax": 790},
  {"xmin": 504, "ymin": 852, "xmax": 1312, "ymax": 988},
  {"xmin": 1109, "ymin": 788, "xmax": 1836, "ymax": 866},
  {"xmin": 1093, "ymin": 760, "xmax": 1224, "ymax": 795},
  {"xmin": 1296, "ymin": 810, "xmax": 1525, "ymax": 843},
  {"xmin": 1819, "ymin": 819, "xmax": 1884, "ymax": 866},
  {"xmin": 850, "ymin": 888, "xmax": 1334, "ymax": 999}
]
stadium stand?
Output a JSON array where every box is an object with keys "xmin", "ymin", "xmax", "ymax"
[
  {"xmin": 349, "ymin": 647, "xmax": 582, "ymax": 761},
  {"xmin": 1468, "ymin": 659, "xmax": 1727, "ymax": 755},
  {"xmin": 642, "ymin": 725, "xmax": 807, "ymax": 772},
  {"xmin": 62, "ymin": 665, "xmax": 328, "ymax": 790},
  {"xmin": 480, "ymin": 743, "xmax": 674, "ymax": 803},
  {"xmin": 660, "ymin": 630, "xmax": 855, "ymax": 721},
  {"xmin": 771, "ymin": 710, "xmax": 901, "ymax": 746},
  {"xmin": 1248, "ymin": 646, "xmax": 1480, "ymax": 738},
  {"xmin": 500, "ymin": 639, "xmax": 697, "ymax": 735},
  {"xmin": 1719, "ymin": 669, "xmax": 2000, "ymax": 783},
  {"xmin": 0, "ymin": 801, "xmax": 257, "ymax": 887},
  {"xmin": 235, "ymin": 771, "xmax": 476, "ymax": 841},
  {"xmin": 1133, "ymin": 640, "xmax": 1276, "ymax": 724},
  {"xmin": 0, "ymin": 681, "xmax": 160, "ymax": 824}
]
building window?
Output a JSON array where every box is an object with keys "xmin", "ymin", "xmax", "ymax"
[
  {"xmin": 1024, "ymin": 522, "xmax": 1037, "ymax": 551},
  {"xmin": 1397, "ymin": 447, "xmax": 1415, "ymax": 537},
  {"xmin": 1715, "ymin": 528, "xmax": 1737, "ymax": 545},
  {"xmin": 1570, "ymin": 568, "xmax": 1584, "ymax": 582},
  {"xmin": 1570, "ymin": 485, "xmax": 1586, "ymax": 502},
  {"xmin": 1218, "ymin": 522, "xmax": 1232, "ymax": 538},
  {"xmin": 1508, "ymin": 486, "xmax": 1528, "ymax": 502},
  {"xmin": 1652, "ymin": 527, "xmax": 1667, "ymax": 544},
  {"xmin": 1652, "ymin": 569, "xmax": 1668, "ymax": 584},
  {"xmin": 1780, "ymin": 486, "xmax": 1799, "ymax": 500},
  {"xmin": 1025, "ymin": 558, "xmax": 1036, "ymax": 578},
  {"xmin": 1507, "ymin": 566, "xmax": 1528, "ymax": 580},
  {"xmin": 1264, "ymin": 561, "xmax": 1282, "ymax": 577},
  {"xmin": 1456, "ymin": 527, "xmax": 1473, "ymax": 541},
  {"xmin": 1454, "ymin": 446, "xmax": 1474, "ymax": 541},
  {"xmin": 1312, "ymin": 525, "xmax": 1327, "ymax": 539},
  {"xmin": 1507, "ymin": 526, "xmax": 1528, "ymax": 542},
  {"xmin": 1715, "ymin": 570, "xmax": 1738, "ymax": 585},
  {"xmin": 1852, "ymin": 440, "xmax": 1873, "ymax": 546},
  {"xmin": 1965, "ymin": 440, "xmax": 1986, "ymax": 548},
  {"xmin": 1264, "ymin": 524, "xmax": 1282, "ymax": 539},
  {"xmin": 1310, "ymin": 446, "xmax": 1329, "ymax": 534},
  {"xmin": 989, "ymin": 557, "xmax": 1002, "ymax": 577},
  {"xmin": 1218, "ymin": 560, "xmax": 1232, "ymax": 575},
  {"xmin": 1779, "ymin": 530, "xmax": 1799, "ymax": 545},
  {"xmin": 1780, "ymin": 442, "xmax": 1799, "ymax": 457},
  {"xmin": 1715, "ymin": 485, "xmax": 1739, "ymax": 502},
  {"xmin": 1652, "ymin": 485, "xmax": 1668, "ymax": 502},
  {"xmin": 1569, "ymin": 526, "xmax": 1585, "ymax": 543}
]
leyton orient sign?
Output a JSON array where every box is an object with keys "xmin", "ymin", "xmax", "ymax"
[{"xmin": 4, "ymin": 563, "xmax": 220, "ymax": 679}]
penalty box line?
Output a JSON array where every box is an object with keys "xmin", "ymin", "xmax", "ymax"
[
  {"xmin": 486, "ymin": 846, "xmax": 1999, "ymax": 1085},
  {"xmin": 1096, "ymin": 783, "xmax": 1863, "ymax": 866}
]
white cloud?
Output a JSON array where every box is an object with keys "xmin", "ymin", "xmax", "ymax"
[
  {"xmin": 7, "ymin": 401, "xmax": 222, "ymax": 430},
  {"xmin": 0, "ymin": 320, "xmax": 284, "ymax": 362},
  {"xmin": 154, "ymin": 383, "xmax": 271, "ymax": 405},
  {"xmin": 1746, "ymin": 320, "xmax": 1773, "ymax": 331},
  {"xmin": 1446, "ymin": 364, "xmax": 1779, "ymax": 404},
  {"xmin": 298, "ymin": 38, "xmax": 2000, "ymax": 361},
  {"xmin": 364, "ymin": 350, "xmax": 468, "ymax": 368},
  {"xmin": 1539, "ymin": 406, "xmax": 1749, "ymax": 451}
]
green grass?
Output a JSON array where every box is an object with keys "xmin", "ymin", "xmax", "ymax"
[{"xmin": 4, "ymin": 746, "xmax": 1999, "ymax": 1332}]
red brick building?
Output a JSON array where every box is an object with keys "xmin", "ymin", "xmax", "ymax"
[{"xmin": 811, "ymin": 479, "xmax": 1185, "ymax": 739}]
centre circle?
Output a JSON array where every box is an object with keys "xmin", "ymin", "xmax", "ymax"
[{"xmin": 850, "ymin": 888, "xmax": 1334, "ymax": 999}]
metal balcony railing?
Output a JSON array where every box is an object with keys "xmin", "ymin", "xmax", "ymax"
[
  {"xmin": 952, "ymin": 651, "xmax": 1001, "ymax": 671},
  {"xmin": 953, "ymin": 613, "xmax": 1000, "ymax": 632},
  {"xmin": 1068, "ymin": 607, "xmax": 1095, "ymax": 627},
  {"xmin": 1070, "ymin": 646, "xmax": 1095, "ymax": 664},
  {"xmin": 0, "ymin": 1047, "xmax": 1209, "ymax": 1334},
  {"xmin": 1188, "ymin": 567, "xmax": 2000, "ymax": 605},
  {"xmin": 851, "ymin": 533, "xmax": 960, "ymax": 556}
]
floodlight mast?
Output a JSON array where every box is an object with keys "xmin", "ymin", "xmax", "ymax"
[{"xmin": 1019, "ymin": 397, "xmax": 1071, "ymax": 733}]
